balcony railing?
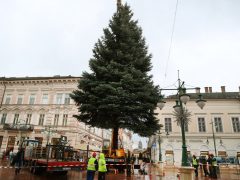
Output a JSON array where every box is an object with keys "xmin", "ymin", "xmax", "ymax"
[{"xmin": 3, "ymin": 123, "xmax": 34, "ymax": 131}]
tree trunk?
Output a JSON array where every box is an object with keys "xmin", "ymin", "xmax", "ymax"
[{"xmin": 111, "ymin": 127, "xmax": 119, "ymax": 152}]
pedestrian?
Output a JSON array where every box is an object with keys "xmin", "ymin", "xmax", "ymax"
[
  {"xmin": 87, "ymin": 152, "xmax": 98, "ymax": 180},
  {"xmin": 192, "ymin": 155, "xmax": 199, "ymax": 177},
  {"xmin": 126, "ymin": 151, "xmax": 131, "ymax": 177},
  {"xmin": 130, "ymin": 154, "xmax": 135, "ymax": 174},
  {"xmin": 98, "ymin": 153, "xmax": 107, "ymax": 180},
  {"xmin": 9, "ymin": 149, "xmax": 14, "ymax": 165},
  {"xmin": 207, "ymin": 154, "xmax": 213, "ymax": 178},
  {"xmin": 15, "ymin": 148, "xmax": 24, "ymax": 175},
  {"xmin": 201, "ymin": 156, "xmax": 209, "ymax": 177},
  {"xmin": 211, "ymin": 154, "xmax": 218, "ymax": 178},
  {"xmin": 2, "ymin": 150, "xmax": 6, "ymax": 160}
]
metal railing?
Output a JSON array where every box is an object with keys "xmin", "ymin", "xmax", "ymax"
[{"xmin": 3, "ymin": 123, "xmax": 34, "ymax": 131}]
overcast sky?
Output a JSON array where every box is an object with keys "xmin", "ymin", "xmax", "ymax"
[
  {"xmin": 0, "ymin": 0, "xmax": 239, "ymax": 92},
  {"xmin": 1, "ymin": 0, "xmax": 240, "ymax": 146}
]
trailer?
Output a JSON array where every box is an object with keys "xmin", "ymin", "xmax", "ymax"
[{"xmin": 22, "ymin": 138, "xmax": 86, "ymax": 175}]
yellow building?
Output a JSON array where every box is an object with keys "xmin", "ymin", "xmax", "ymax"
[{"xmin": 0, "ymin": 76, "xmax": 112, "ymax": 156}]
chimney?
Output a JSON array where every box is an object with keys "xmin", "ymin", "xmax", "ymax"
[
  {"xmin": 195, "ymin": 87, "xmax": 200, "ymax": 94},
  {"xmin": 221, "ymin": 86, "xmax": 226, "ymax": 93},
  {"xmin": 204, "ymin": 87, "xmax": 209, "ymax": 93},
  {"xmin": 209, "ymin": 87, "xmax": 212, "ymax": 93}
]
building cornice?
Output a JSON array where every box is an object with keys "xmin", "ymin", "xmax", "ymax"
[{"xmin": 0, "ymin": 76, "xmax": 81, "ymax": 85}]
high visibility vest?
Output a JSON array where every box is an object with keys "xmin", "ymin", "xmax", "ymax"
[
  {"xmin": 212, "ymin": 158, "xmax": 217, "ymax": 166},
  {"xmin": 98, "ymin": 159, "xmax": 107, "ymax": 172},
  {"xmin": 193, "ymin": 159, "xmax": 198, "ymax": 165},
  {"xmin": 87, "ymin": 157, "xmax": 96, "ymax": 171}
]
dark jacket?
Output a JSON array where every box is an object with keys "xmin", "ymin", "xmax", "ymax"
[{"xmin": 15, "ymin": 149, "xmax": 24, "ymax": 163}]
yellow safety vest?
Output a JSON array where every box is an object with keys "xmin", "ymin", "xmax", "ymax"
[
  {"xmin": 87, "ymin": 157, "xmax": 96, "ymax": 171},
  {"xmin": 98, "ymin": 159, "xmax": 107, "ymax": 172},
  {"xmin": 193, "ymin": 159, "xmax": 198, "ymax": 165},
  {"xmin": 212, "ymin": 158, "xmax": 217, "ymax": 166}
]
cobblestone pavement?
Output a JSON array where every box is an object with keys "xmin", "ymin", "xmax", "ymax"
[{"xmin": 1, "ymin": 160, "xmax": 240, "ymax": 179}]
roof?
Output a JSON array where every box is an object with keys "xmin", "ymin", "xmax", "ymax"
[
  {"xmin": 0, "ymin": 75, "xmax": 80, "ymax": 81},
  {"xmin": 167, "ymin": 92, "xmax": 240, "ymax": 100}
]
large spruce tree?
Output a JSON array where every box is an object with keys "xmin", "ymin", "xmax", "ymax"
[{"xmin": 71, "ymin": 3, "xmax": 160, "ymax": 150}]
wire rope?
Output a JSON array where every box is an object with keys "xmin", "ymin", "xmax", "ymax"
[{"xmin": 164, "ymin": 0, "xmax": 179, "ymax": 79}]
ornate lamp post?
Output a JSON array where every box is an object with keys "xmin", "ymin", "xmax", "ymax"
[
  {"xmin": 41, "ymin": 126, "xmax": 57, "ymax": 145},
  {"xmin": 156, "ymin": 125, "xmax": 169, "ymax": 162},
  {"xmin": 210, "ymin": 119, "xmax": 217, "ymax": 156},
  {"xmin": 157, "ymin": 76, "xmax": 206, "ymax": 167}
]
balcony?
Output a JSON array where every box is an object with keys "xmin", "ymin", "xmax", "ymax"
[{"xmin": 3, "ymin": 123, "xmax": 34, "ymax": 131}]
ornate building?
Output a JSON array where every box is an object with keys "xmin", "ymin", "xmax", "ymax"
[
  {"xmin": 0, "ymin": 76, "xmax": 115, "ymax": 156},
  {"xmin": 149, "ymin": 86, "xmax": 240, "ymax": 166}
]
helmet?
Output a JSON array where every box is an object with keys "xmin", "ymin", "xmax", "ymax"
[{"xmin": 92, "ymin": 152, "xmax": 96, "ymax": 157}]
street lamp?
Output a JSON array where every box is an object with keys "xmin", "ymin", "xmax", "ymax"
[
  {"xmin": 156, "ymin": 125, "xmax": 170, "ymax": 162},
  {"xmin": 41, "ymin": 126, "xmax": 57, "ymax": 145},
  {"xmin": 157, "ymin": 76, "xmax": 206, "ymax": 167},
  {"xmin": 210, "ymin": 119, "xmax": 217, "ymax": 156}
]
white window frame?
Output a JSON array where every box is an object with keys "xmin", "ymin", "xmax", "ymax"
[
  {"xmin": 54, "ymin": 114, "xmax": 59, "ymax": 126},
  {"xmin": 62, "ymin": 114, "xmax": 68, "ymax": 126},
  {"xmin": 41, "ymin": 94, "xmax": 48, "ymax": 104},
  {"xmin": 17, "ymin": 94, "xmax": 23, "ymax": 104},
  {"xmin": 38, "ymin": 114, "xmax": 45, "ymax": 126},
  {"xmin": 5, "ymin": 94, "xmax": 11, "ymax": 104},
  {"xmin": 26, "ymin": 114, "xmax": 32, "ymax": 124},
  {"xmin": 198, "ymin": 117, "xmax": 206, "ymax": 132},
  {"xmin": 164, "ymin": 118, "xmax": 172, "ymax": 132},
  {"xmin": 232, "ymin": 117, "xmax": 240, "ymax": 133},
  {"xmin": 56, "ymin": 94, "xmax": 63, "ymax": 104},
  {"xmin": 214, "ymin": 117, "xmax": 223, "ymax": 132},
  {"xmin": 64, "ymin": 94, "xmax": 70, "ymax": 105},
  {"xmin": 13, "ymin": 114, "xmax": 19, "ymax": 124},
  {"xmin": 29, "ymin": 94, "xmax": 36, "ymax": 105},
  {"xmin": 1, "ymin": 113, "xmax": 7, "ymax": 124}
]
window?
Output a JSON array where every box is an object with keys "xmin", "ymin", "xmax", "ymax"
[
  {"xmin": 26, "ymin": 114, "xmax": 32, "ymax": 124},
  {"xmin": 42, "ymin": 94, "xmax": 48, "ymax": 104},
  {"xmin": 232, "ymin": 117, "xmax": 240, "ymax": 132},
  {"xmin": 64, "ymin": 94, "xmax": 70, "ymax": 104},
  {"xmin": 198, "ymin": 118, "xmax": 206, "ymax": 132},
  {"xmin": 56, "ymin": 94, "xmax": 63, "ymax": 104},
  {"xmin": 17, "ymin": 95, "xmax": 23, "ymax": 104},
  {"xmin": 214, "ymin": 117, "xmax": 223, "ymax": 132},
  {"xmin": 13, "ymin": 114, "xmax": 19, "ymax": 124},
  {"xmin": 62, "ymin": 114, "xmax": 68, "ymax": 126},
  {"xmin": 1, "ymin": 113, "xmax": 7, "ymax": 124},
  {"xmin": 165, "ymin": 118, "xmax": 172, "ymax": 132},
  {"xmin": 5, "ymin": 94, "xmax": 11, "ymax": 104},
  {"xmin": 38, "ymin": 114, "xmax": 45, "ymax": 126},
  {"xmin": 54, "ymin": 114, "xmax": 59, "ymax": 126},
  {"xmin": 29, "ymin": 94, "xmax": 36, "ymax": 104}
]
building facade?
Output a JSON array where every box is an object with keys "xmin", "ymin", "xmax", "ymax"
[
  {"xmin": 0, "ymin": 76, "xmax": 133, "ymax": 156},
  {"xmin": 149, "ymin": 86, "xmax": 240, "ymax": 166}
]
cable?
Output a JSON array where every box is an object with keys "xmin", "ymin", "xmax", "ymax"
[{"xmin": 164, "ymin": 0, "xmax": 179, "ymax": 79}]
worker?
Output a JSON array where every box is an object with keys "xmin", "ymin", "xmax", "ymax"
[
  {"xmin": 87, "ymin": 152, "xmax": 98, "ymax": 180},
  {"xmin": 211, "ymin": 154, "xmax": 218, "ymax": 178},
  {"xmin": 98, "ymin": 153, "xmax": 107, "ymax": 180},
  {"xmin": 192, "ymin": 155, "xmax": 199, "ymax": 177}
]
